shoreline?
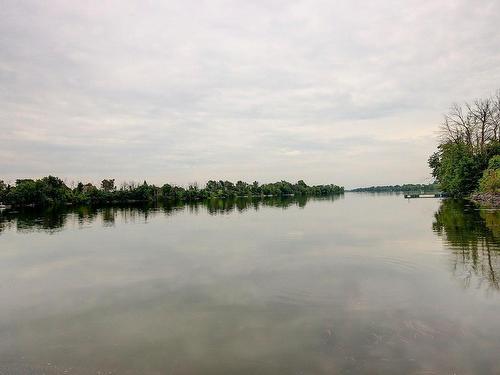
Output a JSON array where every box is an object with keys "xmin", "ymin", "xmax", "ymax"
[{"xmin": 469, "ymin": 192, "xmax": 500, "ymax": 208}]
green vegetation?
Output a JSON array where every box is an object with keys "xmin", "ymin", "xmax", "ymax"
[
  {"xmin": 0, "ymin": 176, "xmax": 343, "ymax": 207},
  {"xmin": 429, "ymin": 90, "xmax": 500, "ymax": 197},
  {"xmin": 349, "ymin": 183, "xmax": 438, "ymax": 193},
  {"xmin": 479, "ymin": 155, "xmax": 500, "ymax": 193}
]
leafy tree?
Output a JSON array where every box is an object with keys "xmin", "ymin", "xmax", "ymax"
[
  {"xmin": 429, "ymin": 89, "xmax": 500, "ymax": 197},
  {"xmin": 101, "ymin": 179, "xmax": 115, "ymax": 192},
  {"xmin": 2, "ymin": 176, "xmax": 343, "ymax": 207},
  {"xmin": 0, "ymin": 180, "xmax": 6, "ymax": 202},
  {"xmin": 433, "ymin": 142, "xmax": 482, "ymax": 196},
  {"xmin": 350, "ymin": 183, "xmax": 438, "ymax": 193},
  {"xmin": 479, "ymin": 155, "xmax": 500, "ymax": 193}
]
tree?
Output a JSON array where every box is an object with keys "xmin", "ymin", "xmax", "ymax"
[
  {"xmin": 491, "ymin": 90, "xmax": 500, "ymax": 141},
  {"xmin": 479, "ymin": 155, "xmax": 500, "ymax": 193},
  {"xmin": 439, "ymin": 93, "xmax": 500, "ymax": 152},
  {"xmin": 467, "ymin": 98, "xmax": 491, "ymax": 151},
  {"xmin": 432, "ymin": 142, "xmax": 482, "ymax": 197},
  {"xmin": 2, "ymin": 176, "xmax": 344, "ymax": 206},
  {"xmin": 428, "ymin": 152, "xmax": 441, "ymax": 180},
  {"xmin": 101, "ymin": 179, "xmax": 115, "ymax": 192},
  {"xmin": 0, "ymin": 180, "xmax": 6, "ymax": 202},
  {"xmin": 431, "ymin": 89, "xmax": 500, "ymax": 196}
]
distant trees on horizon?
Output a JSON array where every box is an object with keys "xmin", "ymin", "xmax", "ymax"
[
  {"xmin": 349, "ymin": 183, "xmax": 438, "ymax": 193},
  {"xmin": 0, "ymin": 176, "xmax": 344, "ymax": 207}
]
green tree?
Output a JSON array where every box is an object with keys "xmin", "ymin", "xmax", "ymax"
[
  {"xmin": 101, "ymin": 179, "xmax": 115, "ymax": 192},
  {"xmin": 433, "ymin": 142, "xmax": 482, "ymax": 196},
  {"xmin": 0, "ymin": 180, "xmax": 6, "ymax": 202},
  {"xmin": 430, "ymin": 89, "xmax": 500, "ymax": 197},
  {"xmin": 479, "ymin": 155, "xmax": 500, "ymax": 193}
]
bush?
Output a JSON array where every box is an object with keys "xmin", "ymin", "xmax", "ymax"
[
  {"xmin": 479, "ymin": 155, "xmax": 500, "ymax": 193},
  {"xmin": 432, "ymin": 142, "xmax": 483, "ymax": 197}
]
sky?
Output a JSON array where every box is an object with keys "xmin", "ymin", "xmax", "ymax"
[{"xmin": 1, "ymin": 0, "xmax": 500, "ymax": 188}]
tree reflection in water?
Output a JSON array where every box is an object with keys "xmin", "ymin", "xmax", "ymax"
[
  {"xmin": 0, "ymin": 195, "xmax": 342, "ymax": 235},
  {"xmin": 433, "ymin": 199, "xmax": 500, "ymax": 292}
]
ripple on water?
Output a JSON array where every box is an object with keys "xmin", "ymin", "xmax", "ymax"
[{"xmin": 265, "ymin": 256, "xmax": 425, "ymax": 310}]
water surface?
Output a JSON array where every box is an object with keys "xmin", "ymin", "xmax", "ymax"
[{"xmin": 1, "ymin": 194, "xmax": 499, "ymax": 374}]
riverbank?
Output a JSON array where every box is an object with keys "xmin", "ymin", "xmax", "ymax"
[
  {"xmin": 0, "ymin": 176, "xmax": 344, "ymax": 208},
  {"xmin": 470, "ymin": 192, "xmax": 500, "ymax": 208}
]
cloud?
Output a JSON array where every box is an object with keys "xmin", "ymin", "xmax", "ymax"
[{"xmin": 1, "ymin": 0, "xmax": 499, "ymax": 187}]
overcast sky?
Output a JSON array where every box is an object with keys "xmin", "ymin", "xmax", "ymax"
[{"xmin": 1, "ymin": 0, "xmax": 500, "ymax": 188}]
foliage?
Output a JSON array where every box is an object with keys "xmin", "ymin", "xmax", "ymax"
[
  {"xmin": 2, "ymin": 176, "xmax": 72, "ymax": 205},
  {"xmin": 0, "ymin": 180, "xmax": 7, "ymax": 203},
  {"xmin": 431, "ymin": 142, "xmax": 484, "ymax": 197},
  {"xmin": 101, "ymin": 179, "xmax": 115, "ymax": 192},
  {"xmin": 429, "ymin": 89, "xmax": 500, "ymax": 197},
  {"xmin": 479, "ymin": 155, "xmax": 500, "ymax": 193},
  {"xmin": 429, "ymin": 141, "xmax": 500, "ymax": 197},
  {"xmin": 350, "ymin": 183, "xmax": 438, "ymax": 193},
  {"xmin": 487, "ymin": 154, "xmax": 500, "ymax": 170},
  {"xmin": 0, "ymin": 176, "xmax": 344, "ymax": 207}
]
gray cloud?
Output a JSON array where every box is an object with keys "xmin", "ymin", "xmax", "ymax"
[{"xmin": 1, "ymin": 0, "xmax": 500, "ymax": 187}]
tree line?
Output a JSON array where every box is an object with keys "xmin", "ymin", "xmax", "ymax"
[
  {"xmin": 429, "ymin": 90, "xmax": 500, "ymax": 197},
  {"xmin": 0, "ymin": 176, "xmax": 344, "ymax": 207},
  {"xmin": 349, "ymin": 183, "xmax": 438, "ymax": 193}
]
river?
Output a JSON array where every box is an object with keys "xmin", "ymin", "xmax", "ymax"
[{"xmin": 0, "ymin": 193, "xmax": 499, "ymax": 374}]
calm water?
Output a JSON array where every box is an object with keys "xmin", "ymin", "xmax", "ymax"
[{"xmin": 0, "ymin": 193, "xmax": 499, "ymax": 374}]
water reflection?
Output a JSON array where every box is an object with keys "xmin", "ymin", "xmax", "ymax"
[
  {"xmin": 2, "ymin": 194, "xmax": 500, "ymax": 374},
  {"xmin": 0, "ymin": 206, "xmax": 70, "ymax": 234},
  {"xmin": 0, "ymin": 195, "xmax": 341, "ymax": 235},
  {"xmin": 433, "ymin": 199, "xmax": 500, "ymax": 291}
]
